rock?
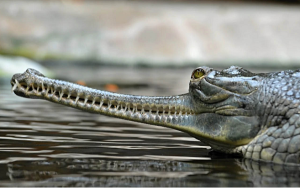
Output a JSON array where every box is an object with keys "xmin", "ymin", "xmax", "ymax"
[{"xmin": 0, "ymin": 55, "xmax": 53, "ymax": 78}]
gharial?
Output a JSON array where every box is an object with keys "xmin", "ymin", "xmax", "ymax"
[{"xmin": 11, "ymin": 66, "xmax": 300, "ymax": 165}]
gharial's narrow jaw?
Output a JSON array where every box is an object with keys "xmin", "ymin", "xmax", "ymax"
[
  {"xmin": 11, "ymin": 66, "xmax": 262, "ymax": 153},
  {"xmin": 11, "ymin": 68, "xmax": 198, "ymax": 136}
]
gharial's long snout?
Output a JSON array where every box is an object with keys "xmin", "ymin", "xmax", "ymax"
[{"xmin": 11, "ymin": 68, "xmax": 197, "ymax": 133}]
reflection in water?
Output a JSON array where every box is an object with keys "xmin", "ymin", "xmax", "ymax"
[
  {"xmin": 4, "ymin": 158, "xmax": 251, "ymax": 187},
  {"xmin": 1, "ymin": 75, "xmax": 300, "ymax": 187},
  {"xmin": 238, "ymin": 159, "xmax": 300, "ymax": 187}
]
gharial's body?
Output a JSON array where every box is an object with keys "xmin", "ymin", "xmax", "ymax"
[{"xmin": 11, "ymin": 66, "xmax": 300, "ymax": 165}]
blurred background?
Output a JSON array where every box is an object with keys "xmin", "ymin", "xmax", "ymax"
[{"xmin": 1, "ymin": 0, "xmax": 300, "ymax": 90}]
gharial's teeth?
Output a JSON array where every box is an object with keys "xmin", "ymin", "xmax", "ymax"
[
  {"xmin": 59, "ymin": 92, "xmax": 64, "ymax": 101},
  {"xmin": 84, "ymin": 98, "xmax": 88, "ymax": 105},
  {"xmin": 42, "ymin": 82, "xmax": 45, "ymax": 91},
  {"xmin": 179, "ymin": 109, "xmax": 182, "ymax": 115},
  {"xmin": 11, "ymin": 80, "xmax": 19, "ymax": 92},
  {"xmin": 75, "ymin": 96, "xmax": 79, "ymax": 104},
  {"xmin": 15, "ymin": 79, "xmax": 21, "ymax": 88},
  {"xmin": 11, "ymin": 84, "xmax": 17, "ymax": 93}
]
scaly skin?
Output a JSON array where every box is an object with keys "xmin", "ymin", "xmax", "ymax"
[{"xmin": 10, "ymin": 66, "xmax": 300, "ymax": 165}]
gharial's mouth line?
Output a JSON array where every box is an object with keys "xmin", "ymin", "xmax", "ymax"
[{"xmin": 11, "ymin": 80, "xmax": 196, "ymax": 116}]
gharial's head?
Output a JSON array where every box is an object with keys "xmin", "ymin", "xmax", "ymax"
[
  {"xmin": 186, "ymin": 66, "xmax": 265, "ymax": 152},
  {"xmin": 189, "ymin": 66, "xmax": 261, "ymax": 113}
]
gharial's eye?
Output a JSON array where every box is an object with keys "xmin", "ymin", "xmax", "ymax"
[{"xmin": 191, "ymin": 68, "xmax": 205, "ymax": 79}]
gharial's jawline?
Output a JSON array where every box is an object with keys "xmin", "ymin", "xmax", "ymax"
[{"xmin": 11, "ymin": 80, "xmax": 195, "ymax": 117}]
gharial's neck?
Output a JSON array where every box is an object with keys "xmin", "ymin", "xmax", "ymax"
[
  {"xmin": 258, "ymin": 74, "xmax": 300, "ymax": 130},
  {"xmin": 12, "ymin": 73, "xmax": 198, "ymax": 132}
]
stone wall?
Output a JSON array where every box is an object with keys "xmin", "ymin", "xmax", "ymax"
[{"xmin": 0, "ymin": 0, "xmax": 300, "ymax": 67}]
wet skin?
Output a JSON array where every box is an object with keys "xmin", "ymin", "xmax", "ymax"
[{"xmin": 10, "ymin": 66, "xmax": 300, "ymax": 165}]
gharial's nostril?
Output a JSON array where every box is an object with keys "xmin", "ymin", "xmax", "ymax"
[{"xmin": 26, "ymin": 68, "xmax": 45, "ymax": 77}]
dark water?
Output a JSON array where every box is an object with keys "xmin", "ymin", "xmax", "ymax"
[{"xmin": 1, "ymin": 67, "xmax": 300, "ymax": 187}]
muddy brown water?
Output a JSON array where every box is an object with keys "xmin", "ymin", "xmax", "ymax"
[{"xmin": 1, "ymin": 66, "xmax": 300, "ymax": 187}]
